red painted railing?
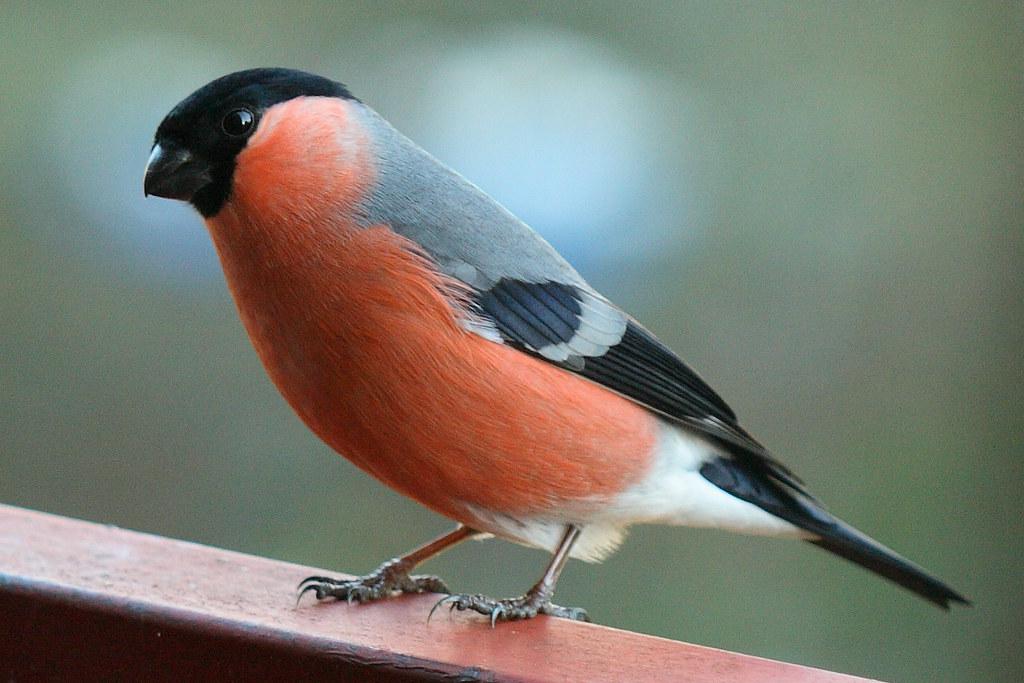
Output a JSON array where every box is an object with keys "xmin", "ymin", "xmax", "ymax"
[{"xmin": 0, "ymin": 504, "xmax": 877, "ymax": 681}]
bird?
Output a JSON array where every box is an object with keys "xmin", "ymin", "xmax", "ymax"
[{"xmin": 144, "ymin": 67, "xmax": 968, "ymax": 623}]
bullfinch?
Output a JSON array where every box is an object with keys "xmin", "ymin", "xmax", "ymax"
[{"xmin": 144, "ymin": 68, "xmax": 967, "ymax": 623}]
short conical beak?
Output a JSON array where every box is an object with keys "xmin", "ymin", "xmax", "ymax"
[{"xmin": 143, "ymin": 143, "xmax": 212, "ymax": 200}]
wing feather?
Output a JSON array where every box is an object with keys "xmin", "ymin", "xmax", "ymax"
[{"xmin": 469, "ymin": 277, "xmax": 806, "ymax": 492}]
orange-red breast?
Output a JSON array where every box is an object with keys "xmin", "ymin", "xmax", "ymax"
[{"xmin": 144, "ymin": 68, "xmax": 967, "ymax": 622}]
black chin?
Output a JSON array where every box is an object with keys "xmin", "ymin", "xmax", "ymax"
[{"xmin": 189, "ymin": 166, "xmax": 234, "ymax": 218}]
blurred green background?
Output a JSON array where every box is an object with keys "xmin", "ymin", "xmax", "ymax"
[{"xmin": 2, "ymin": 2, "xmax": 1021, "ymax": 680}]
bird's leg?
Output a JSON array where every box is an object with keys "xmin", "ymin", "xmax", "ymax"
[
  {"xmin": 299, "ymin": 525, "xmax": 479, "ymax": 604},
  {"xmin": 433, "ymin": 524, "xmax": 589, "ymax": 625}
]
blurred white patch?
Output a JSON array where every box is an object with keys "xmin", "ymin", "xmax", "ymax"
[
  {"xmin": 47, "ymin": 35, "xmax": 235, "ymax": 286},
  {"xmin": 334, "ymin": 23, "xmax": 711, "ymax": 269},
  {"xmin": 44, "ymin": 27, "xmax": 710, "ymax": 287}
]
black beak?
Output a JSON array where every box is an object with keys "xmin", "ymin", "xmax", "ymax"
[{"xmin": 143, "ymin": 142, "xmax": 212, "ymax": 200}]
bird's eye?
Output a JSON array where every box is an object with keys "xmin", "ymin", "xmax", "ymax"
[{"xmin": 221, "ymin": 108, "xmax": 255, "ymax": 137}]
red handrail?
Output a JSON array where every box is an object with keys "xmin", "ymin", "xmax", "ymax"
[{"xmin": 0, "ymin": 504, "xmax": 877, "ymax": 682}]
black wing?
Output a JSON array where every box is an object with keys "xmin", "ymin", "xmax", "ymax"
[{"xmin": 473, "ymin": 278, "xmax": 804, "ymax": 491}]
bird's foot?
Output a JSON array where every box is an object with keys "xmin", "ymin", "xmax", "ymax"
[
  {"xmin": 431, "ymin": 591, "xmax": 590, "ymax": 626},
  {"xmin": 298, "ymin": 558, "xmax": 449, "ymax": 605}
]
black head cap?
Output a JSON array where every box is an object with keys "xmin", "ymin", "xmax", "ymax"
[{"xmin": 146, "ymin": 68, "xmax": 355, "ymax": 217}]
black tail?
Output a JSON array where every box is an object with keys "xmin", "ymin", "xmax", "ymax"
[
  {"xmin": 808, "ymin": 518, "xmax": 969, "ymax": 609},
  {"xmin": 700, "ymin": 456, "xmax": 970, "ymax": 609}
]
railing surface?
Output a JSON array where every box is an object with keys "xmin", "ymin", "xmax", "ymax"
[{"xmin": 0, "ymin": 504, "xmax": 877, "ymax": 682}]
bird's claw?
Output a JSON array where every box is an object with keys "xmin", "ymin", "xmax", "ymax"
[
  {"xmin": 429, "ymin": 592, "xmax": 590, "ymax": 626},
  {"xmin": 297, "ymin": 558, "xmax": 449, "ymax": 606}
]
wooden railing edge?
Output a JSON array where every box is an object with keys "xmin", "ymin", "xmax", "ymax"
[{"xmin": 0, "ymin": 504, "xmax": 878, "ymax": 682}]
